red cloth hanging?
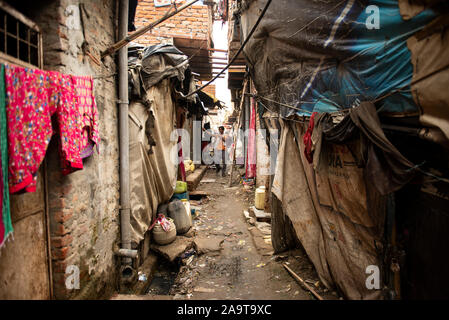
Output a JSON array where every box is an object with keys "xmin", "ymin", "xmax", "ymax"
[
  {"xmin": 303, "ymin": 112, "xmax": 317, "ymax": 163},
  {"xmin": 245, "ymin": 97, "xmax": 257, "ymax": 179}
]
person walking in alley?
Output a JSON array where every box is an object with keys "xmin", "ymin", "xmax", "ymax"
[{"xmin": 213, "ymin": 126, "xmax": 228, "ymax": 177}]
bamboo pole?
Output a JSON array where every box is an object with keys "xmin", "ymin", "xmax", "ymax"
[
  {"xmin": 283, "ymin": 264, "xmax": 324, "ymax": 300},
  {"xmin": 101, "ymin": 0, "xmax": 200, "ymax": 58},
  {"xmin": 228, "ymin": 79, "xmax": 248, "ymax": 187}
]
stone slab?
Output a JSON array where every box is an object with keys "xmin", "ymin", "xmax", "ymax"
[
  {"xmin": 248, "ymin": 226, "xmax": 273, "ymax": 255},
  {"xmin": 150, "ymin": 237, "xmax": 195, "ymax": 262},
  {"xmin": 187, "ymin": 166, "xmax": 208, "ymax": 191},
  {"xmin": 250, "ymin": 206, "xmax": 271, "ymax": 221},
  {"xmin": 194, "ymin": 236, "xmax": 225, "ymax": 255}
]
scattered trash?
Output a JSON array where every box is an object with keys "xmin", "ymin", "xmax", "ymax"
[
  {"xmin": 242, "ymin": 178, "xmax": 255, "ymax": 186},
  {"xmin": 201, "ymin": 179, "xmax": 216, "ymax": 183},
  {"xmin": 180, "ymin": 248, "xmax": 196, "ymax": 260},
  {"xmin": 276, "ymin": 284, "xmax": 291, "ymax": 293},
  {"xmin": 138, "ymin": 272, "xmax": 147, "ymax": 282},
  {"xmin": 194, "ymin": 287, "xmax": 215, "ymax": 293},
  {"xmin": 183, "ymin": 255, "xmax": 194, "ymax": 266},
  {"xmin": 283, "ymin": 263, "xmax": 324, "ymax": 301},
  {"xmin": 256, "ymin": 263, "xmax": 266, "ymax": 268},
  {"xmin": 238, "ymin": 240, "xmax": 246, "ymax": 246}
]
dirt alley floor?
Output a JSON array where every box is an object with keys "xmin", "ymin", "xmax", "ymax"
[{"xmin": 154, "ymin": 168, "xmax": 341, "ymax": 300}]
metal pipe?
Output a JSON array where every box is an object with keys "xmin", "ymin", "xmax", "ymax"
[
  {"xmin": 118, "ymin": 0, "xmax": 131, "ymax": 267},
  {"xmin": 115, "ymin": 249, "xmax": 138, "ymax": 258}
]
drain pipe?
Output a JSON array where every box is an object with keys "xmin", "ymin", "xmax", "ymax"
[{"xmin": 117, "ymin": 0, "xmax": 136, "ymax": 279}]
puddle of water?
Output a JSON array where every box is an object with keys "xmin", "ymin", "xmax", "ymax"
[{"xmin": 146, "ymin": 260, "xmax": 179, "ymax": 295}]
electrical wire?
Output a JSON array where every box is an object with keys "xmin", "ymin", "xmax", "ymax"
[
  {"xmin": 185, "ymin": 0, "xmax": 273, "ymax": 98},
  {"xmin": 251, "ymin": 94, "xmax": 313, "ymax": 114}
]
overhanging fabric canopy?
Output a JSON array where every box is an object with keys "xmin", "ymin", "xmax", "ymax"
[{"xmin": 239, "ymin": 0, "xmax": 436, "ymax": 117}]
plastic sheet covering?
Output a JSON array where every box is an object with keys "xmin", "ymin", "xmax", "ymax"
[
  {"xmin": 140, "ymin": 44, "xmax": 190, "ymax": 92},
  {"xmin": 239, "ymin": 0, "xmax": 436, "ymax": 117},
  {"xmin": 404, "ymin": 12, "xmax": 449, "ymax": 140},
  {"xmin": 129, "ymin": 79, "xmax": 178, "ymax": 245},
  {"xmin": 271, "ymin": 119, "xmax": 386, "ymax": 299},
  {"xmin": 312, "ymin": 102, "xmax": 415, "ymax": 195}
]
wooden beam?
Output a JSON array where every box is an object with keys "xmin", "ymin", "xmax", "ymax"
[
  {"xmin": 283, "ymin": 264, "xmax": 324, "ymax": 301},
  {"xmin": 177, "ymin": 46, "xmax": 228, "ymax": 53},
  {"xmin": 191, "ymin": 61, "xmax": 228, "ymax": 66},
  {"xmin": 210, "ymin": 56, "xmax": 228, "ymax": 61}
]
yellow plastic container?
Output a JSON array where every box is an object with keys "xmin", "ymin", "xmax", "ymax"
[
  {"xmin": 174, "ymin": 181, "xmax": 187, "ymax": 194},
  {"xmin": 255, "ymin": 186, "xmax": 266, "ymax": 210}
]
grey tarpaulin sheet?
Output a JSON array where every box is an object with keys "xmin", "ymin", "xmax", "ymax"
[
  {"xmin": 140, "ymin": 44, "xmax": 190, "ymax": 91},
  {"xmin": 129, "ymin": 79, "xmax": 178, "ymax": 245},
  {"xmin": 271, "ymin": 119, "xmax": 386, "ymax": 299},
  {"xmin": 312, "ymin": 102, "xmax": 415, "ymax": 195}
]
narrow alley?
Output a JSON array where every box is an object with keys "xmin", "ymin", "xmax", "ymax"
[
  {"xmin": 112, "ymin": 168, "xmax": 340, "ymax": 300},
  {"xmin": 1, "ymin": 0, "xmax": 449, "ymax": 305}
]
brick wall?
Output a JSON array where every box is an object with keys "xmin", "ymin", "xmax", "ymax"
[
  {"xmin": 134, "ymin": 0, "xmax": 212, "ymax": 46},
  {"xmin": 202, "ymin": 83, "xmax": 216, "ymax": 96},
  {"xmin": 25, "ymin": 0, "xmax": 120, "ymax": 299}
]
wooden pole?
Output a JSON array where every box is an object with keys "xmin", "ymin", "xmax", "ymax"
[
  {"xmin": 101, "ymin": 0, "xmax": 200, "ymax": 58},
  {"xmin": 283, "ymin": 264, "xmax": 324, "ymax": 300},
  {"xmin": 228, "ymin": 79, "xmax": 248, "ymax": 187}
]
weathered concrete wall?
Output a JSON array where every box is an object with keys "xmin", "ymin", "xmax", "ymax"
[{"xmin": 24, "ymin": 0, "xmax": 120, "ymax": 299}]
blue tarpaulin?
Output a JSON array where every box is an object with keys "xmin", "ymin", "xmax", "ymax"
[{"xmin": 240, "ymin": 0, "xmax": 437, "ymax": 117}]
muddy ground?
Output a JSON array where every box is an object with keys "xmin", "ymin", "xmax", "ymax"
[{"xmin": 144, "ymin": 169, "xmax": 341, "ymax": 300}]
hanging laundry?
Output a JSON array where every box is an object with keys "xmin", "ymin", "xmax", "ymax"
[
  {"xmin": 303, "ymin": 112, "xmax": 317, "ymax": 163},
  {"xmin": 0, "ymin": 65, "xmax": 12, "ymax": 249},
  {"xmin": 4, "ymin": 65, "xmax": 53, "ymax": 193},
  {"xmin": 3, "ymin": 64, "xmax": 99, "ymax": 193},
  {"xmin": 72, "ymin": 75, "xmax": 100, "ymax": 160},
  {"xmin": 51, "ymin": 71, "xmax": 84, "ymax": 176}
]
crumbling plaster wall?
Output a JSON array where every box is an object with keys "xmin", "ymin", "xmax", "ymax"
[{"xmin": 25, "ymin": 0, "xmax": 121, "ymax": 299}]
